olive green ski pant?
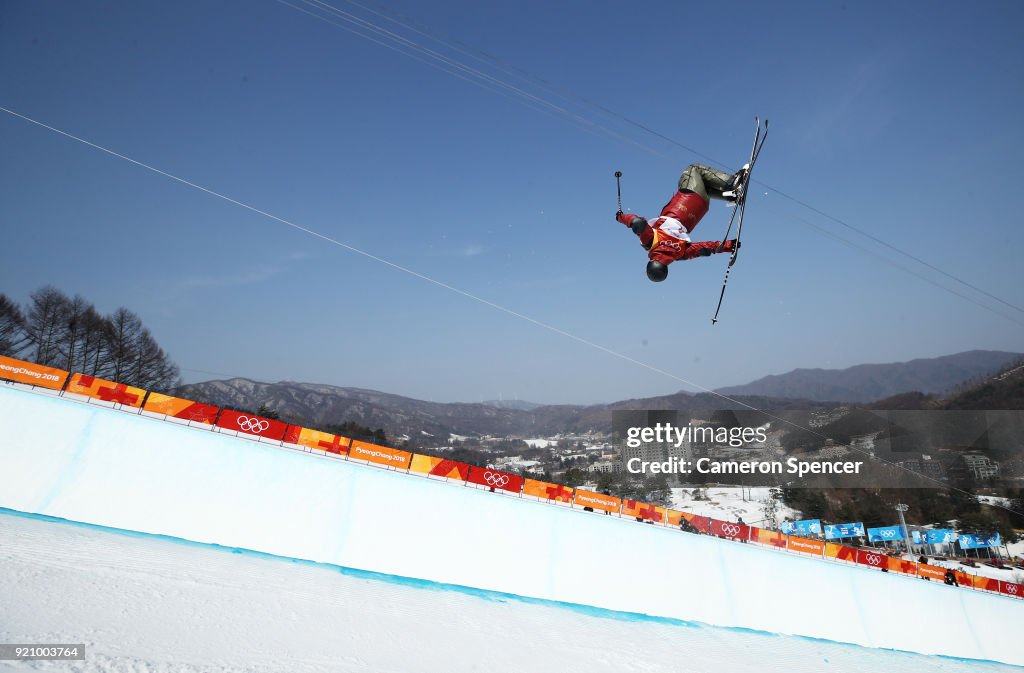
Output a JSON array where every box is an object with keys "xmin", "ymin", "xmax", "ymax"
[{"xmin": 678, "ymin": 164, "xmax": 737, "ymax": 203}]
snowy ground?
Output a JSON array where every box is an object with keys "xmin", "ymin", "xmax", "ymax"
[
  {"xmin": 671, "ymin": 487, "xmax": 800, "ymax": 526},
  {"xmin": 672, "ymin": 488, "xmax": 1024, "ymax": 583},
  {"xmin": 2, "ymin": 511, "xmax": 1019, "ymax": 673}
]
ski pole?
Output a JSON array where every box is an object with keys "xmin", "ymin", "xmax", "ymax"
[{"xmin": 614, "ymin": 171, "xmax": 623, "ymax": 212}]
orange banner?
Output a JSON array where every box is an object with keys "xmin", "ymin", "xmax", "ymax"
[
  {"xmin": 143, "ymin": 392, "xmax": 219, "ymax": 424},
  {"xmin": 622, "ymin": 499, "xmax": 666, "ymax": 522},
  {"xmin": 888, "ymin": 556, "xmax": 918, "ymax": 576},
  {"xmin": 285, "ymin": 426, "xmax": 351, "ymax": 454},
  {"xmin": 667, "ymin": 509, "xmax": 686, "ymax": 527},
  {"xmin": 66, "ymin": 373, "xmax": 145, "ymax": 407},
  {"xmin": 917, "ymin": 563, "xmax": 948, "ymax": 581},
  {"xmin": 965, "ymin": 574, "xmax": 1000, "ymax": 592},
  {"xmin": 751, "ymin": 527, "xmax": 787, "ymax": 548},
  {"xmin": 824, "ymin": 542, "xmax": 858, "ymax": 562},
  {"xmin": 409, "ymin": 454, "xmax": 470, "ymax": 480},
  {"xmin": 349, "ymin": 440, "xmax": 411, "ymax": 469},
  {"xmin": 573, "ymin": 489, "xmax": 621, "ymax": 514},
  {"xmin": 522, "ymin": 478, "xmax": 573, "ymax": 502},
  {"xmin": 0, "ymin": 355, "xmax": 69, "ymax": 390},
  {"xmin": 788, "ymin": 536, "xmax": 825, "ymax": 555}
]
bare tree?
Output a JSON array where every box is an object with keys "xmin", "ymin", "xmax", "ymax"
[
  {"xmin": 75, "ymin": 305, "xmax": 114, "ymax": 377},
  {"xmin": 53, "ymin": 294, "xmax": 94, "ymax": 372},
  {"xmin": 105, "ymin": 307, "xmax": 144, "ymax": 384},
  {"xmin": 9, "ymin": 287, "xmax": 181, "ymax": 391},
  {"xmin": 131, "ymin": 327, "xmax": 181, "ymax": 392},
  {"xmin": 23, "ymin": 286, "xmax": 71, "ymax": 367},
  {"xmin": 0, "ymin": 293, "xmax": 29, "ymax": 357}
]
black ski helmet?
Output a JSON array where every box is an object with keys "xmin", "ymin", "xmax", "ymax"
[{"xmin": 646, "ymin": 260, "xmax": 668, "ymax": 282}]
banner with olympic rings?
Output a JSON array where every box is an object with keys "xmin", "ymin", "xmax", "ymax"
[
  {"xmin": 0, "ymin": 354, "xmax": 69, "ymax": 390},
  {"xmin": 522, "ymin": 478, "xmax": 573, "ymax": 503},
  {"xmin": 143, "ymin": 392, "xmax": 219, "ymax": 424},
  {"xmin": 409, "ymin": 454, "xmax": 470, "ymax": 480},
  {"xmin": 867, "ymin": 525, "xmax": 906, "ymax": 543},
  {"xmin": 215, "ymin": 408, "xmax": 288, "ymax": 441},
  {"xmin": 284, "ymin": 426, "xmax": 351, "ymax": 455},
  {"xmin": 467, "ymin": 466, "xmax": 523, "ymax": 493},
  {"xmin": 855, "ymin": 548, "xmax": 894, "ymax": 572},
  {"xmin": 349, "ymin": 440, "xmax": 412, "ymax": 469},
  {"xmin": 66, "ymin": 373, "xmax": 146, "ymax": 408},
  {"xmin": 709, "ymin": 518, "xmax": 750, "ymax": 540},
  {"xmin": 999, "ymin": 581, "xmax": 1024, "ymax": 598}
]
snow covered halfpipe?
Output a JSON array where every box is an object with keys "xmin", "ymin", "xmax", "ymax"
[{"xmin": 0, "ymin": 384, "xmax": 1020, "ymax": 666}]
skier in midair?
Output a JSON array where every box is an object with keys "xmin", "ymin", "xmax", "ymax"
[{"xmin": 616, "ymin": 163, "xmax": 748, "ymax": 282}]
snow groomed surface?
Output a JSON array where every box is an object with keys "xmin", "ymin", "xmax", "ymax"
[
  {"xmin": 2, "ymin": 510, "xmax": 1019, "ymax": 673},
  {"xmin": 0, "ymin": 384, "xmax": 1021, "ymax": 667}
]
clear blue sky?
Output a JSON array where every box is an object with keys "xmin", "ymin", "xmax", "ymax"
[{"xmin": 2, "ymin": 0, "xmax": 1022, "ymax": 404}]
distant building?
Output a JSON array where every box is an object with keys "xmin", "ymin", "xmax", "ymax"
[
  {"xmin": 588, "ymin": 460, "xmax": 620, "ymax": 474},
  {"xmin": 960, "ymin": 452, "xmax": 1000, "ymax": 480},
  {"xmin": 897, "ymin": 458, "xmax": 946, "ymax": 480}
]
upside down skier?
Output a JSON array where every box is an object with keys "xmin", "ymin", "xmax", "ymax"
[{"xmin": 616, "ymin": 163, "xmax": 749, "ymax": 282}]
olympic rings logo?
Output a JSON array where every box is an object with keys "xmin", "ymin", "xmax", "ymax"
[
  {"xmin": 865, "ymin": 554, "xmax": 882, "ymax": 566},
  {"xmin": 721, "ymin": 524, "xmax": 741, "ymax": 537},
  {"xmin": 237, "ymin": 415, "xmax": 270, "ymax": 434},
  {"xmin": 484, "ymin": 471, "xmax": 510, "ymax": 487},
  {"xmin": 1007, "ymin": 585, "xmax": 1019, "ymax": 595},
  {"xmin": 880, "ymin": 529, "xmax": 896, "ymax": 538}
]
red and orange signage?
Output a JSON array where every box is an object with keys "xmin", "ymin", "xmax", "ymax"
[
  {"xmin": 349, "ymin": 440, "xmax": 412, "ymax": 469},
  {"xmin": 788, "ymin": 536, "xmax": 825, "ymax": 556},
  {"xmin": 917, "ymin": 563, "xmax": 947, "ymax": 582},
  {"xmin": 966, "ymin": 575, "xmax": 1000, "ymax": 592},
  {"xmin": 215, "ymin": 408, "xmax": 288, "ymax": 441},
  {"xmin": 467, "ymin": 466, "xmax": 523, "ymax": 493},
  {"xmin": 523, "ymin": 478, "xmax": 573, "ymax": 503},
  {"xmin": 710, "ymin": 518, "xmax": 750, "ymax": 540},
  {"xmin": 0, "ymin": 355, "xmax": 69, "ymax": 390},
  {"xmin": 284, "ymin": 426, "xmax": 351, "ymax": 455},
  {"xmin": 66, "ymin": 373, "xmax": 145, "ymax": 408},
  {"xmin": 409, "ymin": 454, "xmax": 470, "ymax": 480},
  {"xmin": 824, "ymin": 543, "xmax": 858, "ymax": 562},
  {"xmin": 622, "ymin": 499, "xmax": 666, "ymax": 522},
  {"xmin": 751, "ymin": 527, "xmax": 787, "ymax": 548},
  {"xmin": 855, "ymin": 549, "xmax": 891, "ymax": 571},
  {"xmin": 143, "ymin": 392, "xmax": 219, "ymax": 424},
  {"xmin": 572, "ymin": 489, "xmax": 621, "ymax": 514}
]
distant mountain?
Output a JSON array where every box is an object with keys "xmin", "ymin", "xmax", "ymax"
[
  {"xmin": 481, "ymin": 399, "xmax": 543, "ymax": 411},
  {"xmin": 176, "ymin": 379, "xmax": 829, "ymax": 444},
  {"xmin": 176, "ymin": 351, "xmax": 1018, "ymax": 443},
  {"xmin": 714, "ymin": 351, "xmax": 1021, "ymax": 403},
  {"xmin": 940, "ymin": 356, "xmax": 1024, "ymax": 410}
]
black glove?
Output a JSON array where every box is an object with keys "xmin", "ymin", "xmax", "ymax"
[{"xmin": 630, "ymin": 216, "xmax": 648, "ymax": 235}]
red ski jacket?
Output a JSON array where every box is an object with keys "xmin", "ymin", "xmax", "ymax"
[{"xmin": 616, "ymin": 191, "xmax": 734, "ymax": 266}]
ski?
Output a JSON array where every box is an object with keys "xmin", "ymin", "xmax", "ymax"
[{"xmin": 712, "ymin": 118, "xmax": 768, "ymax": 325}]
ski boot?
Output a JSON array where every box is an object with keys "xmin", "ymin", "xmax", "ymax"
[{"xmin": 722, "ymin": 163, "xmax": 750, "ymax": 202}]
